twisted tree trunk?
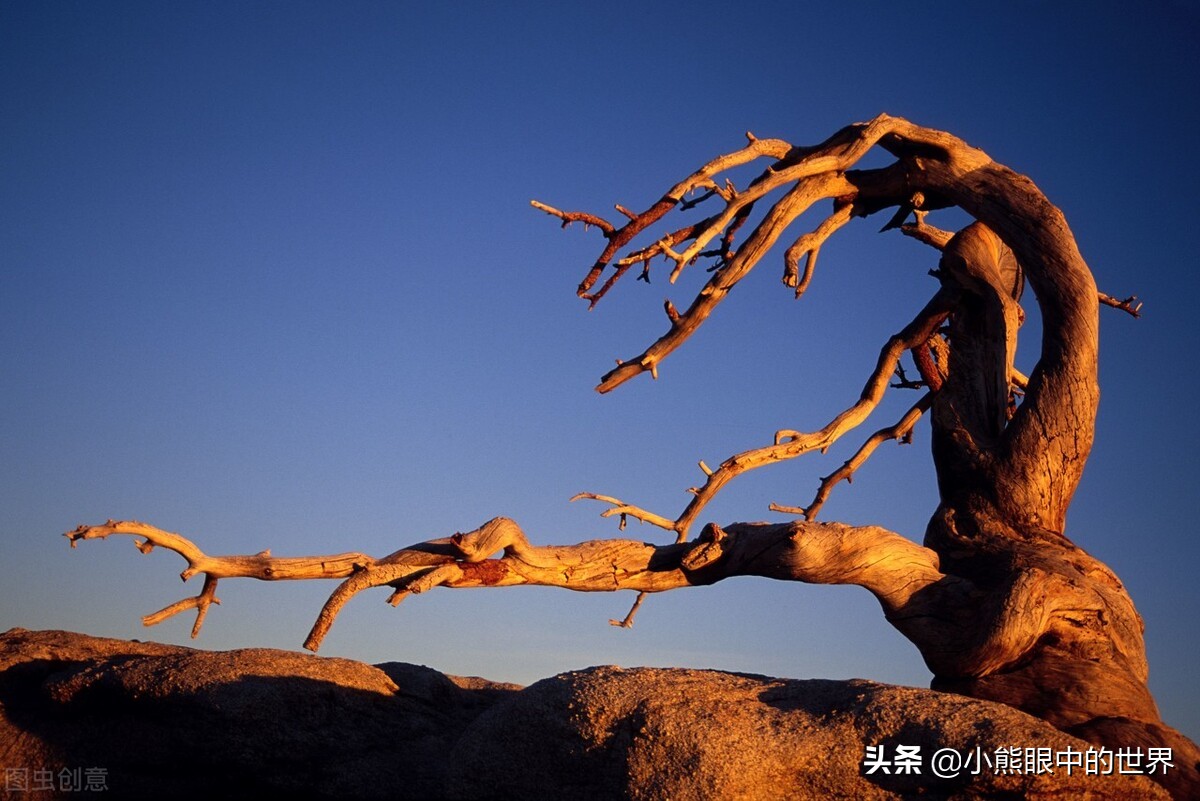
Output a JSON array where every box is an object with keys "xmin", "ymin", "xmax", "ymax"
[{"xmin": 66, "ymin": 117, "xmax": 1197, "ymax": 798}]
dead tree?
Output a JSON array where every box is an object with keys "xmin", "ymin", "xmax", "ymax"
[{"xmin": 67, "ymin": 116, "xmax": 1195, "ymax": 797}]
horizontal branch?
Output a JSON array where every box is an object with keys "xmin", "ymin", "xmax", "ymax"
[
  {"xmin": 308, "ymin": 516, "xmax": 952, "ymax": 650},
  {"xmin": 66, "ymin": 520, "xmax": 372, "ymax": 581},
  {"xmin": 1098, "ymin": 291, "xmax": 1142, "ymax": 318},
  {"xmin": 529, "ymin": 200, "xmax": 615, "ymax": 235},
  {"xmin": 66, "ymin": 516, "xmax": 954, "ymax": 656},
  {"xmin": 65, "ymin": 513, "xmax": 1114, "ymax": 690},
  {"xmin": 65, "ymin": 520, "xmax": 375, "ymax": 638}
]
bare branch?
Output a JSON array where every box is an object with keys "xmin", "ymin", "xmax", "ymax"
[
  {"xmin": 679, "ymin": 187, "xmax": 718, "ymax": 211},
  {"xmin": 900, "ymin": 210, "xmax": 954, "ymax": 250},
  {"xmin": 666, "ymin": 290, "xmax": 953, "ymax": 540},
  {"xmin": 64, "ymin": 511, "xmax": 953, "ymax": 654},
  {"xmin": 142, "ymin": 574, "xmax": 220, "ymax": 638},
  {"xmin": 582, "ymin": 290, "xmax": 955, "ymax": 542},
  {"xmin": 534, "ymin": 135, "xmax": 795, "ymax": 304},
  {"xmin": 1098, "ymin": 291, "xmax": 1143, "ymax": 318},
  {"xmin": 304, "ymin": 557, "xmax": 469, "ymax": 651},
  {"xmin": 782, "ymin": 201, "xmax": 855, "ymax": 298},
  {"xmin": 65, "ymin": 520, "xmax": 373, "ymax": 638},
  {"xmin": 529, "ymin": 200, "xmax": 616, "ymax": 235},
  {"xmin": 775, "ymin": 390, "xmax": 933, "ymax": 521},
  {"xmin": 891, "ymin": 362, "xmax": 926, "ymax": 390},
  {"xmin": 661, "ymin": 118, "xmax": 911, "ymax": 272},
  {"xmin": 597, "ymin": 172, "xmax": 856, "ymax": 393},
  {"xmin": 570, "ymin": 492, "xmax": 676, "ymax": 532},
  {"xmin": 547, "ymin": 117, "xmax": 953, "ymax": 393},
  {"xmin": 615, "ymin": 217, "xmax": 715, "ymax": 268},
  {"xmin": 583, "ymin": 262, "xmax": 634, "ymax": 309},
  {"xmin": 609, "ymin": 591, "xmax": 647, "ymax": 628}
]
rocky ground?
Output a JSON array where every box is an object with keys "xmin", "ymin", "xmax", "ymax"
[{"xmin": 0, "ymin": 628, "xmax": 1172, "ymax": 799}]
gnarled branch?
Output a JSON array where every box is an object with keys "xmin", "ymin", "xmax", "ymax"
[
  {"xmin": 580, "ymin": 289, "xmax": 954, "ymax": 542},
  {"xmin": 68, "ymin": 517, "xmax": 954, "ymax": 655},
  {"xmin": 771, "ymin": 389, "xmax": 933, "ymax": 521},
  {"xmin": 65, "ymin": 520, "xmax": 374, "ymax": 638}
]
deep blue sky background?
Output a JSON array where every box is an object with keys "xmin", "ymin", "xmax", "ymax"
[{"xmin": 3, "ymin": 2, "xmax": 1198, "ymax": 739}]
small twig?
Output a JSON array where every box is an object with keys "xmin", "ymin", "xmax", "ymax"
[
  {"xmin": 899, "ymin": 210, "xmax": 953, "ymax": 251},
  {"xmin": 1098, "ymin": 291, "xmax": 1142, "ymax": 318},
  {"xmin": 680, "ymin": 187, "xmax": 718, "ymax": 211},
  {"xmin": 571, "ymin": 493, "xmax": 677, "ymax": 533},
  {"xmin": 609, "ymin": 591, "xmax": 647, "ymax": 628},
  {"xmin": 583, "ymin": 262, "xmax": 633, "ymax": 309},
  {"xmin": 664, "ymin": 299, "xmax": 681, "ymax": 325},
  {"xmin": 787, "ymin": 391, "xmax": 933, "ymax": 521},
  {"xmin": 879, "ymin": 192, "xmax": 924, "ymax": 233},
  {"xmin": 891, "ymin": 362, "xmax": 926, "ymax": 390},
  {"xmin": 529, "ymin": 200, "xmax": 615, "ymax": 235},
  {"xmin": 142, "ymin": 574, "xmax": 221, "ymax": 638}
]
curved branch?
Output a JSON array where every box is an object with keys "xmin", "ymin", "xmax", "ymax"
[
  {"xmin": 65, "ymin": 520, "xmax": 374, "ymax": 637},
  {"xmin": 596, "ymin": 172, "xmax": 856, "ymax": 392},
  {"xmin": 569, "ymin": 492, "xmax": 676, "ymax": 532},
  {"xmin": 540, "ymin": 117, "xmax": 1105, "ymax": 521},
  {"xmin": 67, "ymin": 516, "xmax": 955, "ymax": 656},
  {"xmin": 771, "ymin": 389, "xmax": 933, "ymax": 521},
  {"xmin": 782, "ymin": 200, "xmax": 855, "ymax": 297},
  {"xmin": 584, "ymin": 290, "xmax": 954, "ymax": 541},
  {"xmin": 539, "ymin": 120, "xmax": 935, "ymax": 394},
  {"xmin": 143, "ymin": 574, "xmax": 220, "ymax": 638},
  {"xmin": 660, "ymin": 117, "xmax": 909, "ymax": 271},
  {"xmin": 533, "ymin": 134, "xmax": 794, "ymax": 303},
  {"xmin": 900, "ymin": 210, "xmax": 954, "ymax": 251}
]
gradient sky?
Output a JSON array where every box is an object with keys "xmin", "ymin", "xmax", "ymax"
[{"xmin": 3, "ymin": 2, "xmax": 1198, "ymax": 740}]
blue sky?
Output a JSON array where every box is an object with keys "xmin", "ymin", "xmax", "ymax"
[{"xmin": 2, "ymin": 2, "xmax": 1198, "ymax": 739}]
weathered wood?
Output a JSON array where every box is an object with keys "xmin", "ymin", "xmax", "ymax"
[{"xmin": 66, "ymin": 116, "xmax": 1197, "ymax": 798}]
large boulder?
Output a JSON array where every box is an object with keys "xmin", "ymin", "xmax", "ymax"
[
  {"xmin": 449, "ymin": 665, "xmax": 1170, "ymax": 799},
  {"xmin": 0, "ymin": 628, "xmax": 517, "ymax": 800},
  {"xmin": 0, "ymin": 629, "xmax": 1171, "ymax": 799}
]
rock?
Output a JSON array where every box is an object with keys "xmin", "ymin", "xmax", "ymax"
[
  {"xmin": 0, "ymin": 628, "xmax": 517, "ymax": 800},
  {"xmin": 0, "ymin": 629, "xmax": 1173, "ymax": 799},
  {"xmin": 449, "ymin": 665, "xmax": 1170, "ymax": 800}
]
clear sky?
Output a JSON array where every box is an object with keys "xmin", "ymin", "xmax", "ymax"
[{"xmin": 3, "ymin": 1, "xmax": 1198, "ymax": 740}]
